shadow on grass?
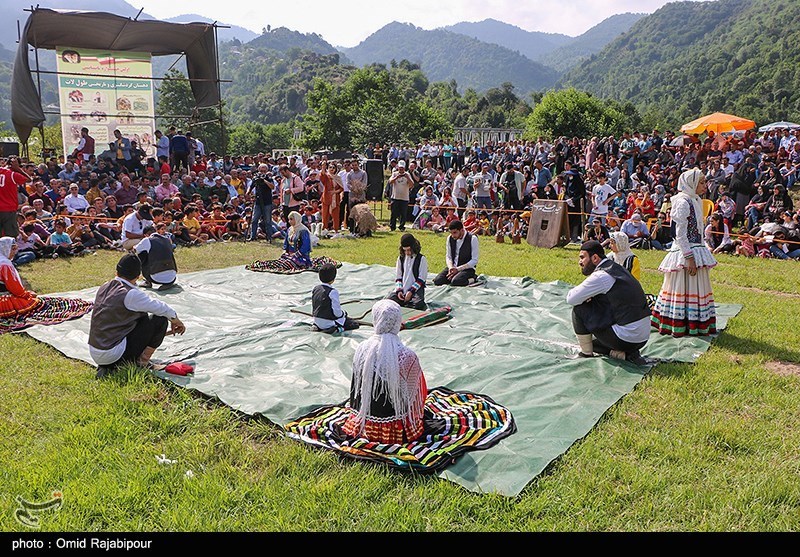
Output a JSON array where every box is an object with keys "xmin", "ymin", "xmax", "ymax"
[{"xmin": 714, "ymin": 332, "xmax": 800, "ymax": 363}]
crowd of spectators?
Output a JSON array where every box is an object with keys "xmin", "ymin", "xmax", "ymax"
[{"xmin": 2, "ymin": 124, "xmax": 800, "ymax": 270}]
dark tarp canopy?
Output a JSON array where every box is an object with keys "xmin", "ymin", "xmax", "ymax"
[{"xmin": 12, "ymin": 8, "xmax": 221, "ymax": 143}]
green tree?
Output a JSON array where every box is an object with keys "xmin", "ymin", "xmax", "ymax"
[
  {"xmin": 156, "ymin": 68, "xmax": 227, "ymax": 154},
  {"xmin": 525, "ymin": 88, "xmax": 634, "ymax": 139},
  {"xmin": 228, "ymin": 122, "xmax": 294, "ymax": 155}
]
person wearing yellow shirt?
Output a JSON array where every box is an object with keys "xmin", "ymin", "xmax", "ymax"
[
  {"xmin": 230, "ymin": 169, "xmax": 245, "ymax": 197},
  {"xmin": 182, "ymin": 205, "xmax": 208, "ymax": 244}
]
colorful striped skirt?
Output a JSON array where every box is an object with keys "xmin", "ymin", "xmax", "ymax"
[
  {"xmin": 284, "ymin": 387, "xmax": 516, "ymax": 473},
  {"xmin": 651, "ymin": 267, "xmax": 716, "ymax": 337},
  {"xmin": 0, "ymin": 297, "xmax": 93, "ymax": 335},
  {"xmin": 246, "ymin": 255, "xmax": 341, "ymax": 275}
]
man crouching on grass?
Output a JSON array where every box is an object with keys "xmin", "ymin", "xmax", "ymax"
[
  {"xmin": 566, "ymin": 240, "xmax": 651, "ymax": 366},
  {"xmin": 89, "ymin": 254, "xmax": 186, "ymax": 378}
]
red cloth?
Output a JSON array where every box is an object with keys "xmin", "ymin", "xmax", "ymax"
[{"xmin": 165, "ymin": 363, "xmax": 194, "ymax": 376}]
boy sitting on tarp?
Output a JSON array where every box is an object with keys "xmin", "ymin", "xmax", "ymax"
[{"xmin": 312, "ymin": 263, "xmax": 360, "ymax": 334}]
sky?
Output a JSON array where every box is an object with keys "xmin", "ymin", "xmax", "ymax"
[{"xmin": 133, "ymin": 0, "xmax": 706, "ymax": 48}]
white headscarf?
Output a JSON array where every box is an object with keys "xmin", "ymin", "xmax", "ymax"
[
  {"xmin": 287, "ymin": 211, "xmax": 310, "ymax": 244},
  {"xmin": 0, "ymin": 237, "xmax": 14, "ymax": 261},
  {"xmin": 350, "ymin": 300, "xmax": 422, "ymax": 432},
  {"xmin": 674, "ymin": 168, "xmax": 705, "ymax": 226},
  {"xmin": 608, "ymin": 231, "xmax": 634, "ymax": 266}
]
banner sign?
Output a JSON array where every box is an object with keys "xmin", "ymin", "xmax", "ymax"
[{"xmin": 57, "ymin": 47, "xmax": 156, "ymax": 159}]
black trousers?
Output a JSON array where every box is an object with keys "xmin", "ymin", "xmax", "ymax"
[
  {"xmin": 172, "ymin": 153, "xmax": 189, "ymax": 173},
  {"xmin": 339, "ymin": 192, "xmax": 349, "ymax": 226},
  {"xmin": 113, "ymin": 314, "xmax": 169, "ymax": 367},
  {"xmin": 572, "ymin": 304, "xmax": 646, "ymax": 356},
  {"xmin": 138, "ymin": 252, "xmax": 175, "ymax": 286},
  {"xmin": 386, "ymin": 289, "xmax": 426, "ymax": 310},
  {"xmin": 389, "ymin": 199, "xmax": 409, "ymax": 231},
  {"xmin": 433, "ymin": 267, "xmax": 476, "ymax": 287}
]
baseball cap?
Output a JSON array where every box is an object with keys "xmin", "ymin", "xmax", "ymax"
[{"xmin": 398, "ymin": 160, "xmax": 406, "ymax": 168}]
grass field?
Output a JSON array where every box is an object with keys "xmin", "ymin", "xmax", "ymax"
[{"xmin": 2, "ymin": 230, "xmax": 800, "ymax": 531}]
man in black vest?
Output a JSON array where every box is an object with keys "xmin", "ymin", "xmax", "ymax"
[
  {"xmin": 134, "ymin": 224, "xmax": 178, "ymax": 291},
  {"xmin": 89, "ymin": 254, "xmax": 186, "ymax": 378},
  {"xmin": 433, "ymin": 220, "xmax": 479, "ymax": 287},
  {"xmin": 566, "ymin": 240, "xmax": 651, "ymax": 366}
]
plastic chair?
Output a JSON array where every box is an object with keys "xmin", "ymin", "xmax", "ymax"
[{"xmin": 702, "ymin": 199, "xmax": 715, "ymax": 221}]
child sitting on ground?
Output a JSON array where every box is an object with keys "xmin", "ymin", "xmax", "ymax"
[{"xmin": 312, "ymin": 264, "xmax": 360, "ymax": 334}]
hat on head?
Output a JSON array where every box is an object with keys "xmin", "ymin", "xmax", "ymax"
[
  {"xmin": 116, "ymin": 253, "xmax": 142, "ymax": 280},
  {"xmin": 137, "ymin": 204, "xmax": 153, "ymax": 220},
  {"xmin": 397, "ymin": 160, "xmax": 406, "ymax": 168},
  {"xmin": 632, "ymin": 213, "xmax": 642, "ymax": 221}
]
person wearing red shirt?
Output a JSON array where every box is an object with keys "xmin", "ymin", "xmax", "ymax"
[{"xmin": 1, "ymin": 157, "xmax": 30, "ymax": 237}]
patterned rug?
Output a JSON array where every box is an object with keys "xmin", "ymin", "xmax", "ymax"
[
  {"xmin": 284, "ymin": 387, "xmax": 516, "ymax": 474},
  {"xmin": 245, "ymin": 256, "xmax": 342, "ymax": 275},
  {"xmin": 0, "ymin": 297, "xmax": 93, "ymax": 335}
]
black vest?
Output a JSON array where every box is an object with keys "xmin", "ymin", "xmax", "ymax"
[
  {"xmin": 596, "ymin": 258, "xmax": 651, "ymax": 326},
  {"xmin": 88, "ymin": 280, "xmax": 142, "ymax": 350},
  {"xmin": 312, "ymin": 284, "xmax": 337, "ymax": 321},
  {"xmin": 144, "ymin": 234, "xmax": 177, "ymax": 275},
  {"xmin": 400, "ymin": 254, "xmax": 425, "ymax": 289},
  {"xmin": 449, "ymin": 232, "xmax": 474, "ymax": 268}
]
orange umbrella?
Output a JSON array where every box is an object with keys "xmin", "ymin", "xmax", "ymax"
[{"xmin": 680, "ymin": 112, "xmax": 756, "ymax": 135}]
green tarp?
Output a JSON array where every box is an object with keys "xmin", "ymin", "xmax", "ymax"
[{"xmin": 25, "ymin": 264, "xmax": 741, "ymax": 496}]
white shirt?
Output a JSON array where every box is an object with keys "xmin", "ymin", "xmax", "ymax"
[
  {"xmin": 122, "ymin": 213, "xmax": 153, "ymax": 243},
  {"xmin": 63, "ymin": 194, "xmax": 90, "ymax": 214},
  {"xmin": 195, "ymin": 138, "xmax": 206, "ymax": 156},
  {"xmin": 566, "ymin": 263, "xmax": 651, "ymax": 344},
  {"xmin": 134, "ymin": 235, "xmax": 178, "ymax": 285},
  {"xmin": 396, "ymin": 254, "xmax": 428, "ymax": 293},
  {"xmin": 452, "ymin": 174, "xmax": 468, "ymax": 201},
  {"xmin": 446, "ymin": 233, "xmax": 480, "ymax": 271},
  {"xmin": 89, "ymin": 277, "xmax": 178, "ymax": 366},
  {"xmin": 338, "ymin": 170, "xmax": 350, "ymax": 193},
  {"xmin": 592, "ymin": 182, "xmax": 617, "ymax": 215},
  {"xmin": 313, "ymin": 285, "xmax": 346, "ymax": 330},
  {"xmin": 156, "ymin": 135, "xmax": 170, "ymax": 158}
]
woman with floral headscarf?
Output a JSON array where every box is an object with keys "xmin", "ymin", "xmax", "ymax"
[
  {"xmin": 0, "ymin": 237, "xmax": 41, "ymax": 319},
  {"xmin": 651, "ymin": 169, "xmax": 717, "ymax": 337}
]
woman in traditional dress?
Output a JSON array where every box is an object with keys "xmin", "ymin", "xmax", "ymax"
[
  {"xmin": 651, "ymin": 168, "xmax": 717, "ymax": 337},
  {"xmin": 341, "ymin": 299, "xmax": 427, "ymax": 444},
  {"xmin": 607, "ymin": 231, "xmax": 640, "ymax": 281},
  {"xmin": 0, "ymin": 237, "xmax": 41, "ymax": 319},
  {"xmin": 282, "ymin": 211, "xmax": 312, "ymax": 269}
]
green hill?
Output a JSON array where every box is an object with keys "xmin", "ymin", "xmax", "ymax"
[
  {"xmin": 444, "ymin": 19, "xmax": 571, "ymax": 61},
  {"xmin": 342, "ymin": 22, "xmax": 560, "ymax": 94},
  {"xmin": 246, "ymin": 27, "xmax": 343, "ymax": 57},
  {"xmin": 561, "ymin": 0, "xmax": 800, "ymax": 129},
  {"xmin": 539, "ymin": 13, "xmax": 645, "ymax": 71}
]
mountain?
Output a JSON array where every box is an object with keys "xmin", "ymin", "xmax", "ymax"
[
  {"xmin": 245, "ymin": 27, "xmax": 342, "ymax": 56},
  {"xmin": 561, "ymin": 0, "xmax": 800, "ymax": 128},
  {"xmin": 538, "ymin": 13, "xmax": 646, "ymax": 71},
  {"xmin": 444, "ymin": 19, "xmax": 571, "ymax": 61},
  {"xmin": 164, "ymin": 14, "xmax": 258, "ymax": 43},
  {"xmin": 341, "ymin": 22, "xmax": 560, "ymax": 93}
]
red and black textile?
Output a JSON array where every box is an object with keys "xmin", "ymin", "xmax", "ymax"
[
  {"xmin": 246, "ymin": 256, "xmax": 341, "ymax": 275},
  {"xmin": 0, "ymin": 297, "xmax": 93, "ymax": 335}
]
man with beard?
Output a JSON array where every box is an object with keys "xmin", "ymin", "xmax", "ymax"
[{"xmin": 566, "ymin": 240, "xmax": 651, "ymax": 366}]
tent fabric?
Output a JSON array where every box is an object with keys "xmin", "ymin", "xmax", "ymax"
[
  {"xmin": 12, "ymin": 8, "xmax": 220, "ymax": 143},
  {"xmin": 680, "ymin": 112, "xmax": 756, "ymax": 135},
  {"xmin": 24, "ymin": 264, "xmax": 741, "ymax": 496}
]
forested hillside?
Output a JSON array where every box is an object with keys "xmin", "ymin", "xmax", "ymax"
[{"xmin": 561, "ymin": 0, "xmax": 800, "ymax": 128}]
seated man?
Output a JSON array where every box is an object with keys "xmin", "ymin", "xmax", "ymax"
[
  {"xmin": 620, "ymin": 212, "xmax": 651, "ymax": 249},
  {"xmin": 433, "ymin": 220, "xmax": 479, "ymax": 287},
  {"xmin": 134, "ymin": 224, "xmax": 178, "ymax": 291},
  {"xmin": 566, "ymin": 240, "xmax": 651, "ymax": 366},
  {"xmin": 89, "ymin": 254, "xmax": 186, "ymax": 378}
]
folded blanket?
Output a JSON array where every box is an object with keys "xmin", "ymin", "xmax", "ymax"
[
  {"xmin": 0, "ymin": 297, "xmax": 93, "ymax": 335},
  {"xmin": 284, "ymin": 387, "xmax": 516, "ymax": 474}
]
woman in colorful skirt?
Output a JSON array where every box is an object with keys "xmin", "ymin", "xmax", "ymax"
[
  {"xmin": 0, "ymin": 237, "xmax": 41, "ymax": 319},
  {"xmin": 651, "ymin": 168, "xmax": 717, "ymax": 337}
]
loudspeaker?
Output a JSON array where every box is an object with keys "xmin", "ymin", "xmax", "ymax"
[
  {"xmin": 0, "ymin": 142, "xmax": 19, "ymax": 157},
  {"xmin": 365, "ymin": 159, "xmax": 384, "ymax": 201}
]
